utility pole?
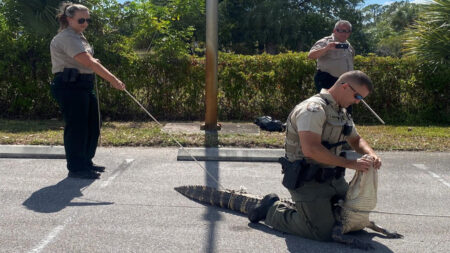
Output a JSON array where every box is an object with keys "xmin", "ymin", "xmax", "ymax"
[{"xmin": 201, "ymin": 0, "xmax": 221, "ymax": 131}]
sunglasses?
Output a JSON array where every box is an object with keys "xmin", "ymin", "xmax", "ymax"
[
  {"xmin": 344, "ymin": 83, "xmax": 363, "ymax": 100},
  {"xmin": 336, "ymin": 28, "xmax": 351, "ymax": 33},
  {"xmin": 77, "ymin": 18, "xmax": 92, "ymax": 24}
]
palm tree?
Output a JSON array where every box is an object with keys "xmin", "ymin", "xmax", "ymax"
[
  {"xmin": 403, "ymin": 0, "xmax": 450, "ymax": 67},
  {"xmin": 11, "ymin": 0, "xmax": 62, "ymax": 36}
]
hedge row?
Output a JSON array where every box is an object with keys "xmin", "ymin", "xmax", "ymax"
[{"xmin": 0, "ymin": 51, "xmax": 448, "ymax": 124}]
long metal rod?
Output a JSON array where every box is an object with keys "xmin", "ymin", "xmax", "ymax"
[
  {"xmin": 359, "ymin": 99, "xmax": 385, "ymax": 124},
  {"xmin": 95, "ymin": 77, "xmax": 102, "ymax": 146},
  {"xmin": 337, "ymin": 203, "xmax": 450, "ymax": 217},
  {"xmin": 123, "ymin": 89, "xmax": 226, "ymax": 190}
]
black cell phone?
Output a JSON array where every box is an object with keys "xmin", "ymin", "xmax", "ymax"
[{"xmin": 335, "ymin": 43, "xmax": 349, "ymax": 49}]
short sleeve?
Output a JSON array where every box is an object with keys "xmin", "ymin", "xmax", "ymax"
[
  {"xmin": 58, "ymin": 35, "xmax": 87, "ymax": 58},
  {"xmin": 310, "ymin": 38, "xmax": 328, "ymax": 52},
  {"xmin": 347, "ymin": 119, "xmax": 359, "ymax": 138},
  {"xmin": 295, "ymin": 102, "xmax": 326, "ymax": 135}
]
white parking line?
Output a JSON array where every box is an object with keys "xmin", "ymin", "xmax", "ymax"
[
  {"xmin": 28, "ymin": 216, "xmax": 72, "ymax": 253},
  {"xmin": 100, "ymin": 158, "xmax": 134, "ymax": 188},
  {"xmin": 28, "ymin": 159, "xmax": 133, "ymax": 253},
  {"xmin": 413, "ymin": 163, "xmax": 450, "ymax": 188}
]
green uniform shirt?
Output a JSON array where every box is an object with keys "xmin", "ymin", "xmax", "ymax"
[
  {"xmin": 295, "ymin": 89, "xmax": 358, "ymax": 137},
  {"xmin": 285, "ymin": 89, "xmax": 358, "ymax": 167},
  {"xmin": 50, "ymin": 27, "xmax": 94, "ymax": 74}
]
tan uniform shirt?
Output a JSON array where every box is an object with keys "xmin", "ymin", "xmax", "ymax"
[
  {"xmin": 50, "ymin": 27, "xmax": 94, "ymax": 74},
  {"xmin": 310, "ymin": 34, "xmax": 355, "ymax": 78},
  {"xmin": 285, "ymin": 89, "xmax": 358, "ymax": 167}
]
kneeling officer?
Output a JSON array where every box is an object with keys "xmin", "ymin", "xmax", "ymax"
[{"xmin": 248, "ymin": 70, "xmax": 382, "ymax": 242}]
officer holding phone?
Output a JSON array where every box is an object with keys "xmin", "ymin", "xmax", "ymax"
[
  {"xmin": 50, "ymin": 2, "xmax": 125, "ymax": 179},
  {"xmin": 308, "ymin": 20, "xmax": 355, "ymax": 94}
]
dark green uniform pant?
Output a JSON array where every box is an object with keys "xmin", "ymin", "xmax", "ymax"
[
  {"xmin": 264, "ymin": 178, "xmax": 348, "ymax": 241},
  {"xmin": 51, "ymin": 74, "xmax": 99, "ymax": 172},
  {"xmin": 314, "ymin": 70, "xmax": 352, "ymax": 114}
]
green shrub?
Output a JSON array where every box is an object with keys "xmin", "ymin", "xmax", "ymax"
[
  {"xmin": 0, "ymin": 49, "xmax": 448, "ymax": 125},
  {"xmin": 354, "ymin": 55, "xmax": 449, "ymax": 124}
]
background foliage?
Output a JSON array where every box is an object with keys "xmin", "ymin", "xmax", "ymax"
[{"xmin": 0, "ymin": 0, "xmax": 448, "ymax": 125}]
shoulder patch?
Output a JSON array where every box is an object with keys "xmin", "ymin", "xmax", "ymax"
[{"xmin": 307, "ymin": 102, "xmax": 321, "ymax": 112}]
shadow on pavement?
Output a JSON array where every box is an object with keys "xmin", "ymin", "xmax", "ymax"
[
  {"xmin": 175, "ymin": 189, "xmax": 395, "ymax": 252},
  {"xmin": 203, "ymin": 130, "xmax": 220, "ymax": 253},
  {"xmin": 248, "ymin": 222, "xmax": 394, "ymax": 252},
  {"xmin": 22, "ymin": 177, "xmax": 113, "ymax": 213}
]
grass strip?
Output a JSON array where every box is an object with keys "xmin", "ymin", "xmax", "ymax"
[{"xmin": 0, "ymin": 120, "xmax": 449, "ymax": 151}]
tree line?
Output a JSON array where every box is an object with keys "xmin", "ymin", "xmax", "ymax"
[
  {"xmin": 0, "ymin": 0, "xmax": 448, "ymax": 123},
  {"xmin": 1, "ymin": 0, "xmax": 448, "ymax": 58}
]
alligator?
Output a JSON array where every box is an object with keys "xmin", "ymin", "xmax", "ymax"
[
  {"xmin": 331, "ymin": 155, "xmax": 403, "ymax": 250},
  {"xmin": 174, "ymin": 185, "xmax": 294, "ymax": 214},
  {"xmin": 175, "ymin": 156, "xmax": 403, "ymax": 250}
]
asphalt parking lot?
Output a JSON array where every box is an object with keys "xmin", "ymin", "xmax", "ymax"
[{"xmin": 1, "ymin": 147, "xmax": 449, "ymax": 253}]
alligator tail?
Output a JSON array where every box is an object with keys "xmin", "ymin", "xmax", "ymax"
[{"xmin": 174, "ymin": 185, "xmax": 262, "ymax": 214}]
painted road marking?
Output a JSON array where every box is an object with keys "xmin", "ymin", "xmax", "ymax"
[
  {"xmin": 100, "ymin": 158, "xmax": 134, "ymax": 188},
  {"xmin": 413, "ymin": 163, "xmax": 450, "ymax": 188},
  {"xmin": 28, "ymin": 216, "xmax": 72, "ymax": 253},
  {"xmin": 28, "ymin": 159, "xmax": 133, "ymax": 253}
]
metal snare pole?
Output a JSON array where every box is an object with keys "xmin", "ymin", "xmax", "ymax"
[
  {"xmin": 355, "ymin": 95, "xmax": 385, "ymax": 124},
  {"xmin": 122, "ymin": 88, "xmax": 226, "ymax": 191},
  {"xmin": 95, "ymin": 75, "xmax": 102, "ymax": 146}
]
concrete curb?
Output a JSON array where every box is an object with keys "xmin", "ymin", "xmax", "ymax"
[
  {"xmin": 177, "ymin": 147, "xmax": 285, "ymax": 162},
  {"xmin": 0, "ymin": 145, "xmax": 65, "ymax": 159},
  {"xmin": 177, "ymin": 147, "xmax": 361, "ymax": 162},
  {"xmin": 0, "ymin": 145, "xmax": 360, "ymax": 162}
]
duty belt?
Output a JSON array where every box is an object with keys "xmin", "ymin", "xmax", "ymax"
[
  {"xmin": 279, "ymin": 157, "xmax": 345, "ymax": 190},
  {"xmin": 55, "ymin": 68, "xmax": 95, "ymax": 82}
]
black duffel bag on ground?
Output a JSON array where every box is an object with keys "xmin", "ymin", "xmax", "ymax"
[{"xmin": 254, "ymin": 116, "xmax": 286, "ymax": 132}]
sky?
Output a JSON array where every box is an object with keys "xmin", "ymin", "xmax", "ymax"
[{"xmin": 361, "ymin": 0, "xmax": 429, "ymax": 6}]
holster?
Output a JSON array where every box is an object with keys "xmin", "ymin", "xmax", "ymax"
[
  {"xmin": 279, "ymin": 157, "xmax": 346, "ymax": 189},
  {"xmin": 279, "ymin": 157, "xmax": 319, "ymax": 190},
  {"xmin": 62, "ymin": 68, "xmax": 80, "ymax": 83}
]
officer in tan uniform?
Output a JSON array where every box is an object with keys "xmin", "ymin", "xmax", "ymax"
[
  {"xmin": 50, "ymin": 2, "xmax": 125, "ymax": 179},
  {"xmin": 248, "ymin": 70, "xmax": 381, "ymax": 242},
  {"xmin": 309, "ymin": 20, "xmax": 355, "ymax": 93}
]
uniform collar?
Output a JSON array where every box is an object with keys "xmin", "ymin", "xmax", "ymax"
[
  {"xmin": 65, "ymin": 26, "xmax": 83, "ymax": 37},
  {"xmin": 331, "ymin": 34, "xmax": 348, "ymax": 44},
  {"xmin": 320, "ymin": 89, "xmax": 341, "ymax": 111},
  {"xmin": 331, "ymin": 34, "xmax": 336, "ymax": 41}
]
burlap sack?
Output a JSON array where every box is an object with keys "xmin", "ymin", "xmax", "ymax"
[{"xmin": 342, "ymin": 155, "xmax": 378, "ymax": 233}]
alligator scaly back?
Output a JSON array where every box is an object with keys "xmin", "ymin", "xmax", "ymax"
[{"xmin": 174, "ymin": 185, "xmax": 262, "ymax": 214}]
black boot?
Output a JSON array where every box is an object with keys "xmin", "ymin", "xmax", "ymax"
[
  {"xmin": 68, "ymin": 170, "xmax": 100, "ymax": 179},
  {"xmin": 90, "ymin": 164, "xmax": 106, "ymax": 172},
  {"xmin": 248, "ymin": 193, "xmax": 280, "ymax": 223}
]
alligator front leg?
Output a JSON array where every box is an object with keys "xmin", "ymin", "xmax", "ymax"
[
  {"xmin": 368, "ymin": 221, "xmax": 403, "ymax": 238},
  {"xmin": 332, "ymin": 222, "xmax": 374, "ymax": 250}
]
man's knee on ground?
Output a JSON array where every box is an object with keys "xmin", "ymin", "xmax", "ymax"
[
  {"xmin": 311, "ymin": 222, "xmax": 334, "ymax": 242},
  {"xmin": 295, "ymin": 199, "xmax": 335, "ymax": 242}
]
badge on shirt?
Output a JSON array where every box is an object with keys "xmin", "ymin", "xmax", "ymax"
[{"xmin": 307, "ymin": 102, "xmax": 321, "ymax": 112}]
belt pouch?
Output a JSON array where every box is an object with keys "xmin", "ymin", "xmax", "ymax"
[
  {"xmin": 281, "ymin": 159, "xmax": 305, "ymax": 190},
  {"xmin": 316, "ymin": 168, "xmax": 335, "ymax": 182},
  {"xmin": 282, "ymin": 164, "xmax": 301, "ymax": 190},
  {"xmin": 62, "ymin": 68, "xmax": 79, "ymax": 82}
]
